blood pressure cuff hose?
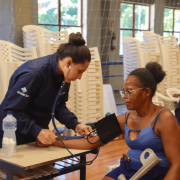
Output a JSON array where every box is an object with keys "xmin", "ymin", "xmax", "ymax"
[{"xmin": 94, "ymin": 113, "xmax": 122, "ymax": 145}]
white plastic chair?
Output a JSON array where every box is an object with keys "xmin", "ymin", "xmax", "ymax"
[
  {"xmin": 22, "ymin": 25, "xmax": 68, "ymax": 57},
  {"xmin": 143, "ymin": 31, "xmax": 159, "ymax": 42},
  {"xmin": 166, "ymin": 88, "xmax": 180, "ymax": 99},
  {"xmin": 154, "ymin": 92, "xmax": 179, "ymax": 103},
  {"xmin": 38, "ymin": 30, "xmax": 68, "ymax": 57},
  {"xmin": 153, "ymin": 92, "xmax": 179, "ymax": 111},
  {"xmin": 137, "ymin": 41, "xmax": 162, "ymax": 67},
  {"xmin": 158, "ymin": 36, "xmax": 180, "ymax": 105},
  {"xmin": 106, "ymin": 148, "xmax": 162, "ymax": 180},
  {"xmin": 123, "ymin": 37, "xmax": 139, "ymax": 81},
  {"xmin": 143, "ymin": 33, "xmax": 180, "ymax": 105},
  {"xmin": 0, "ymin": 40, "xmax": 38, "ymax": 102}
]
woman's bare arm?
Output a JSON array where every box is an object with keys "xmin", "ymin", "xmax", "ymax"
[
  {"xmin": 36, "ymin": 114, "xmax": 126, "ymax": 149},
  {"xmin": 36, "ymin": 135, "xmax": 103, "ymax": 149},
  {"xmin": 156, "ymin": 110, "xmax": 180, "ymax": 180}
]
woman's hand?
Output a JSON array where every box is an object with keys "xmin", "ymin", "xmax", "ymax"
[
  {"xmin": 37, "ymin": 129, "xmax": 56, "ymax": 145},
  {"xmin": 75, "ymin": 124, "xmax": 92, "ymax": 135},
  {"xmin": 36, "ymin": 138, "xmax": 50, "ymax": 147}
]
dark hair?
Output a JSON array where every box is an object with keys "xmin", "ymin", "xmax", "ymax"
[
  {"xmin": 129, "ymin": 62, "xmax": 166, "ymax": 97},
  {"xmin": 57, "ymin": 32, "xmax": 91, "ymax": 64}
]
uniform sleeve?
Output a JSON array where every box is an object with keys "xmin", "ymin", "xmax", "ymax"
[
  {"xmin": 55, "ymin": 88, "xmax": 80, "ymax": 130},
  {"xmin": 4, "ymin": 72, "xmax": 42, "ymax": 138}
]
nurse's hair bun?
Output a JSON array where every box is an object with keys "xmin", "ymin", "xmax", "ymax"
[
  {"xmin": 145, "ymin": 62, "xmax": 166, "ymax": 84},
  {"xmin": 68, "ymin": 32, "xmax": 85, "ymax": 46}
]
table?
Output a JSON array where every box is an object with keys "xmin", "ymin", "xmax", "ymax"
[{"xmin": 0, "ymin": 143, "xmax": 98, "ymax": 180}]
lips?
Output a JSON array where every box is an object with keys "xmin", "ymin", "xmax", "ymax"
[{"xmin": 125, "ymin": 101, "xmax": 130, "ymax": 104}]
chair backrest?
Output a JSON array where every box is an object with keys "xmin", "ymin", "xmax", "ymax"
[
  {"xmin": 22, "ymin": 25, "xmax": 44, "ymax": 50},
  {"xmin": 158, "ymin": 35, "xmax": 177, "ymax": 71},
  {"xmin": 137, "ymin": 41, "xmax": 162, "ymax": 67},
  {"xmin": 22, "ymin": 25, "xmax": 69, "ymax": 57},
  {"xmin": 38, "ymin": 30, "xmax": 68, "ymax": 57},
  {"xmin": 123, "ymin": 37, "xmax": 139, "ymax": 81},
  {"xmin": 0, "ymin": 40, "xmax": 37, "ymax": 62},
  {"xmin": 166, "ymin": 88, "xmax": 180, "ymax": 99},
  {"xmin": 158, "ymin": 35, "xmax": 180, "ymax": 91},
  {"xmin": 137, "ymin": 40, "xmax": 164, "ymax": 94},
  {"xmin": 0, "ymin": 40, "xmax": 38, "ymax": 103},
  {"xmin": 143, "ymin": 31, "xmax": 159, "ymax": 42}
]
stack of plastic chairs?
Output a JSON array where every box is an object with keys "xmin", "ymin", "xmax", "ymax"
[
  {"xmin": 143, "ymin": 32, "xmax": 180, "ymax": 109},
  {"xmin": 138, "ymin": 41, "xmax": 162, "ymax": 67},
  {"xmin": 143, "ymin": 31, "xmax": 159, "ymax": 42},
  {"xmin": 22, "ymin": 25, "xmax": 68, "ymax": 57},
  {"xmin": 123, "ymin": 37, "xmax": 139, "ymax": 81},
  {"xmin": 22, "ymin": 25, "xmax": 42, "ymax": 55},
  {"xmin": 0, "ymin": 40, "xmax": 37, "ymax": 103},
  {"xmin": 75, "ymin": 47, "xmax": 103, "ymax": 125},
  {"xmin": 137, "ymin": 40, "xmax": 164, "ymax": 93},
  {"xmin": 158, "ymin": 35, "xmax": 180, "ymax": 90}
]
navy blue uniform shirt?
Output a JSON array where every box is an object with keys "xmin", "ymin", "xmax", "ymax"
[{"xmin": 0, "ymin": 52, "xmax": 79, "ymax": 146}]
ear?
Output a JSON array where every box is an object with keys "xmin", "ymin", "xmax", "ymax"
[
  {"xmin": 145, "ymin": 87, "xmax": 151, "ymax": 97},
  {"xmin": 66, "ymin": 58, "xmax": 73, "ymax": 68}
]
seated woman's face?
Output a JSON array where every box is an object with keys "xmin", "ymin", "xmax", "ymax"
[{"xmin": 123, "ymin": 75, "xmax": 146, "ymax": 110}]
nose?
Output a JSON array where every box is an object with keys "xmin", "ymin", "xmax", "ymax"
[
  {"xmin": 123, "ymin": 93, "xmax": 129, "ymax": 99},
  {"xmin": 78, "ymin": 73, "xmax": 83, "ymax": 80}
]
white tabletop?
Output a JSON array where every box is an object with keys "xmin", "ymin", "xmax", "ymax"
[{"xmin": 0, "ymin": 143, "xmax": 93, "ymax": 170}]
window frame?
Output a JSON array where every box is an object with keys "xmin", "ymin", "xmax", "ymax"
[
  {"xmin": 164, "ymin": 7, "xmax": 180, "ymax": 35},
  {"xmin": 38, "ymin": 0, "xmax": 83, "ymax": 33},
  {"xmin": 120, "ymin": 2, "xmax": 151, "ymax": 37}
]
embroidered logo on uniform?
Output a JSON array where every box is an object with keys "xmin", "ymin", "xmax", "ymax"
[
  {"xmin": 21, "ymin": 87, "xmax": 27, "ymax": 93},
  {"xmin": 17, "ymin": 87, "xmax": 29, "ymax": 97}
]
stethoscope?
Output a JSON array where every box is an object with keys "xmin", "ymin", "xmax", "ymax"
[
  {"xmin": 51, "ymin": 65, "xmax": 101, "ymax": 165},
  {"xmin": 51, "ymin": 65, "xmax": 85, "ymax": 139}
]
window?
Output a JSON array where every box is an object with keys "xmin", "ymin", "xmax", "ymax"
[
  {"xmin": 164, "ymin": 8, "xmax": 180, "ymax": 44},
  {"xmin": 38, "ymin": 0, "xmax": 82, "ymax": 34},
  {"xmin": 120, "ymin": 3, "xmax": 150, "ymax": 55}
]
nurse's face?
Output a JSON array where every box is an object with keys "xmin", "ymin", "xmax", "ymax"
[
  {"xmin": 58, "ymin": 58, "xmax": 90, "ymax": 83},
  {"xmin": 66, "ymin": 61, "xmax": 90, "ymax": 83}
]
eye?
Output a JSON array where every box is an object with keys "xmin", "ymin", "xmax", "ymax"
[{"xmin": 126, "ymin": 90, "xmax": 131, "ymax": 95}]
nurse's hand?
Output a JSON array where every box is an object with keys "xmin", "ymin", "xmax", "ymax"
[
  {"xmin": 75, "ymin": 124, "xmax": 92, "ymax": 135},
  {"xmin": 37, "ymin": 129, "xmax": 56, "ymax": 145}
]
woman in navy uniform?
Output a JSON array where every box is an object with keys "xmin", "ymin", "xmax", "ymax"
[{"xmin": 0, "ymin": 32, "xmax": 92, "ymax": 146}]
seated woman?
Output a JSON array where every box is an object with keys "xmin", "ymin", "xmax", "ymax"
[{"xmin": 36, "ymin": 62, "xmax": 180, "ymax": 180}]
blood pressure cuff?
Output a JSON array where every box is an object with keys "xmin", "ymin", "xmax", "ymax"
[{"xmin": 94, "ymin": 113, "xmax": 122, "ymax": 145}]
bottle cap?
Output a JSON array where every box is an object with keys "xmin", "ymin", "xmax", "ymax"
[{"xmin": 7, "ymin": 111, "xmax": 12, "ymax": 115}]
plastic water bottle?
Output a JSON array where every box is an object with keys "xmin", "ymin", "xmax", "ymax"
[{"xmin": 2, "ymin": 111, "xmax": 17, "ymax": 152}]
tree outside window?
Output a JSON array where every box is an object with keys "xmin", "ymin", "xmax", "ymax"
[
  {"xmin": 164, "ymin": 8, "xmax": 180, "ymax": 44},
  {"xmin": 120, "ymin": 3, "xmax": 150, "ymax": 55},
  {"xmin": 38, "ymin": 0, "xmax": 82, "ymax": 34}
]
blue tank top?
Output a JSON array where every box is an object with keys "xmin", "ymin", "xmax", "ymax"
[{"xmin": 125, "ymin": 109, "xmax": 169, "ymax": 167}]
